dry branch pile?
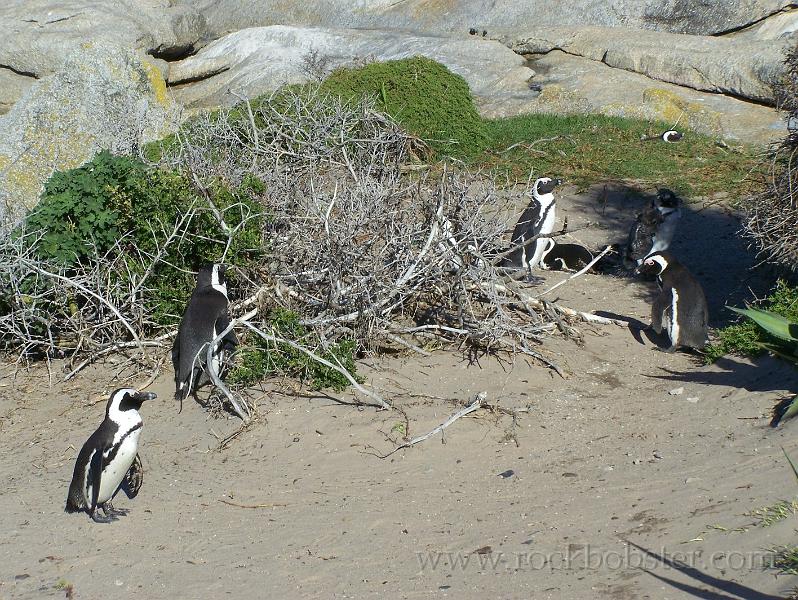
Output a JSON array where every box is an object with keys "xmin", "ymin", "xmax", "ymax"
[
  {"xmin": 743, "ymin": 44, "xmax": 798, "ymax": 271},
  {"xmin": 1, "ymin": 86, "xmax": 593, "ymax": 413},
  {"xmin": 159, "ymin": 89, "xmax": 582, "ymax": 375}
]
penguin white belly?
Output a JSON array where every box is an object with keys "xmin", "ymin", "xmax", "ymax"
[
  {"xmin": 528, "ymin": 208, "xmax": 556, "ymax": 269},
  {"xmin": 97, "ymin": 429, "xmax": 141, "ymax": 504},
  {"xmin": 668, "ymin": 289, "xmax": 680, "ymax": 346},
  {"xmin": 210, "ymin": 324, "xmax": 222, "ymax": 380}
]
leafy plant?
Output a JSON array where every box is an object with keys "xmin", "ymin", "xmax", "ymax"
[
  {"xmin": 706, "ymin": 281, "xmax": 798, "ymax": 363},
  {"xmin": 229, "ymin": 308, "xmax": 362, "ymax": 391}
]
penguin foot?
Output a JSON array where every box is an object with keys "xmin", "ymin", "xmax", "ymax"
[
  {"xmin": 101, "ymin": 502, "xmax": 129, "ymax": 518},
  {"xmin": 89, "ymin": 510, "xmax": 117, "ymax": 524}
]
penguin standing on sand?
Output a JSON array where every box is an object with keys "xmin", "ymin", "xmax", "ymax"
[
  {"xmin": 503, "ymin": 177, "xmax": 562, "ymax": 277},
  {"xmin": 625, "ymin": 188, "xmax": 682, "ymax": 267},
  {"xmin": 636, "ymin": 251, "xmax": 709, "ymax": 352},
  {"xmin": 65, "ymin": 388, "xmax": 155, "ymax": 522},
  {"xmin": 172, "ymin": 264, "xmax": 238, "ymax": 408}
]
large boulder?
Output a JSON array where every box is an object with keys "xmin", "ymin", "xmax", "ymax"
[
  {"xmin": 0, "ymin": 0, "xmax": 207, "ymax": 112},
  {"xmin": 168, "ymin": 25, "xmax": 534, "ymax": 109},
  {"xmin": 495, "ymin": 26, "xmax": 787, "ymax": 104},
  {"xmin": 179, "ymin": 0, "xmax": 792, "ymax": 39},
  {"xmin": 0, "ymin": 41, "xmax": 180, "ymax": 227}
]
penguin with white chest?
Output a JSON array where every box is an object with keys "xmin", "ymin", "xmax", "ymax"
[
  {"xmin": 502, "ymin": 177, "xmax": 562, "ymax": 278},
  {"xmin": 636, "ymin": 251, "xmax": 709, "ymax": 352},
  {"xmin": 172, "ymin": 263, "xmax": 238, "ymax": 408},
  {"xmin": 65, "ymin": 388, "xmax": 155, "ymax": 522},
  {"xmin": 625, "ymin": 188, "xmax": 682, "ymax": 268}
]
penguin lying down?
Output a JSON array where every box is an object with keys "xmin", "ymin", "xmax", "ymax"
[
  {"xmin": 539, "ymin": 239, "xmax": 594, "ymax": 271},
  {"xmin": 66, "ymin": 388, "xmax": 154, "ymax": 523}
]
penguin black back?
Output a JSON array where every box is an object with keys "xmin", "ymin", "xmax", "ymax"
[{"xmin": 172, "ymin": 264, "xmax": 238, "ymax": 406}]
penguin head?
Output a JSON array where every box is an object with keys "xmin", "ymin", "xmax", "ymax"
[
  {"xmin": 635, "ymin": 251, "xmax": 671, "ymax": 276},
  {"xmin": 197, "ymin": 264, "xmax": 228, "ymax": 296},
  {"xmin": 654, "ymin": 189, "xmax": 680, "ymax": 211},
  {"xmin": 106, "ymin": 388, "xmax": 156, "ymax": 418},
  {"xmin": 533, "ymin": 177, "xmax": 562, "ymax": 200}
]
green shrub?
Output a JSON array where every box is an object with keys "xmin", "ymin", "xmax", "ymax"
[
  {"xmin": 706, "ymin": 280, "xmax": 798, "ymax": 362},
  {"xmin": 21, "ymin": 151, "xmax": 264, "ymax": 327},
  {"xmin": 229, "ymin": 308, "xmax": 361, "ymax": 391},
  {"xmin": 315, "ymin": 56, "xmax": 488, "ymax": 158}
]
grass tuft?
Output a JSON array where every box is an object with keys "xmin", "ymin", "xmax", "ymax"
[{"xmin": 748, "ymin": 500, "xmax": 798, "ymax": 526}]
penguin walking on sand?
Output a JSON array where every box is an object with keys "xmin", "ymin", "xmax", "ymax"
[
  {"xmin": 540, "ymin": 239, "xmax": 594, "ymax": 271},
  {"xmin": 65, "ymin": 388, "xmax": 155, "ymax": 522},
  {"xmin": 625, "ymin": 188, "xmax": 682, "ymax": 268},
  {"xmin": 502, "ymin": 177, "xmax": 562, "ymax": 278},
  {"xmin": 636, "ymin": 251, "xmax": 709, "ymax": 352},
  {"xmin": 172, "ymin": 264, "xmax": 238, "ymax": 409}
]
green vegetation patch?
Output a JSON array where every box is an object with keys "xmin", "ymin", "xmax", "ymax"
[
  {"xmin": 315, "ymin": 56, "xmax": 488, "ymax": 157},
  {"xmin": 480, "ymin": 113, "xmax": 761, "ymax": 197},
  {"xmin": 705, "ymin": 280, "xmax": 798, "ymax": 363},
  {"xmin": 21, "ymin": 151, "xmax": 263, "ymax": 327},
  {"xmin": 229, "ymin": 308, "xmax": 362, "ymax": 391}
]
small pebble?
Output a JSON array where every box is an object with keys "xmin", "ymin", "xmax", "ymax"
[
  {"xmin": 687, "ymin": 397, "xmax": 699, "ymax": 403},
  {"xmin": 685, "ymin": 477, "xmax": 701, "ymax": 484},
  {"xmin": 653, "ymin": 451, "xmax": 663, "ymax": 459},
  {"xmin": 669, "ymin": 387, "xmax": 684, "ymax": 396},
  {"xmin": 632, "ymin": 459, "xmax": 642, "ymax": 465},
  {"xmin": 498, "ymin": 469, "xmax": 515, "ymax": 478}
]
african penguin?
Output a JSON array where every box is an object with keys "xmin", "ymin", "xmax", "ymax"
[
  {"xmin": 624, "ymin": 188, "xmax": 681, "ymax": 268},
  {"xmin": 540, "ymin": 241, "xmax": 594, "ymax": 271},
  {"xmin": 635, "ymin": 251, "xmax": 708, "ymax": 352},
  {"xmin": 502, "ymin": 177, "xmax": 562, "ymax": 278},
  {"xmin": 661, "ymin": 130, "xmax": 683, "ymax": 143},
  {"xmin": 65, "ymin": 388, "xmax": 155, "ymax": 522},
  {"xmin": 172, "ymin": 264, "xmax": 238, "ymax": 409}
]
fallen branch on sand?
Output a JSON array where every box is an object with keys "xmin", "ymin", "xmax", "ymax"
[
  {"xmin": 539, "ymin": 245, "xmax": 613, "ymax": 297},
  {"xmin": 219, "ymin": 499, "xmax": 289, "ymax": 509},
  {"xmin": 375, "ymin": 391, "xmax": 487, "ymax": 458}
]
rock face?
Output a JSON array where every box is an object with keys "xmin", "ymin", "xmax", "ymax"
[
  {"xmin": 479, "ymin": 51, "xmax": 783, "ymax": 145},
  {"xmin": 179, "ymin": 0, "xmax": 792, "ymax": 39},
  {"xmin": 0, "ymin": 41, "xmax": 180, "ymax": 227},
  {"xmin": 0, "ymin": 0, "xmax": 207, "ymax": 112},
  {"xmin": 168, "ymin": 25, "xmax": 534, "ymax": 109},
  {"xmin": 495, "ymin": 26, "xmax": 787, "ymax": 104}
]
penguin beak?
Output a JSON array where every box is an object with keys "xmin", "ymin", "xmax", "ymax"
[{"xmin": 134, "ymin": 391, "xmax": 157, "ymax": 402}]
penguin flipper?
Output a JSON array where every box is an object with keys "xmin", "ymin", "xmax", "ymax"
[
  {"xmin": 651, "ymin": 289, "xmax": 670, "ymax": 335},
  {"xmin": 120, "ymin": 454, "xmax": 143, "ymax": 499},
  {"xmin": 215, "ymin": 313, "xmax": 238, "ymax": 351},
  {"xmin": 87, "ymin": 448, "xmax": 104, "ymax": 516}
]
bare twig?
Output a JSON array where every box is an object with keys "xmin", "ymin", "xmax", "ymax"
[{"xmin": 376, "ymin": 391, "xmax": 487, "ymax": 458}]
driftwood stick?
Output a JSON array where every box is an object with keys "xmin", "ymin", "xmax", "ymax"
[
  {"xmin": 219, "ymin": 499, "xmax": 288, "ymax": 509},
  {"xmin": 539, "ymin": 244, "xmax": 612, "ymax": 297},
  {"xmin": 377, "ymin": 392, "xmax": 487, "ymax": 458}
]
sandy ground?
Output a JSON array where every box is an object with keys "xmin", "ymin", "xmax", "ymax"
[{"xmin": 2, "ymin": 185, "xmax": 798, "ymax": 600}]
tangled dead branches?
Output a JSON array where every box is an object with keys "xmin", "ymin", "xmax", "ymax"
[
  {"xmin": 2, "ymin": 85, "xmax": 604, "ymax": 417},
  {"xmin": 743, "ymin": 44, "xmax": 798, "ymax": 271},
  {"xmin": 158, "ymin": 88, "xmax": 589, "ymax": 382}
]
